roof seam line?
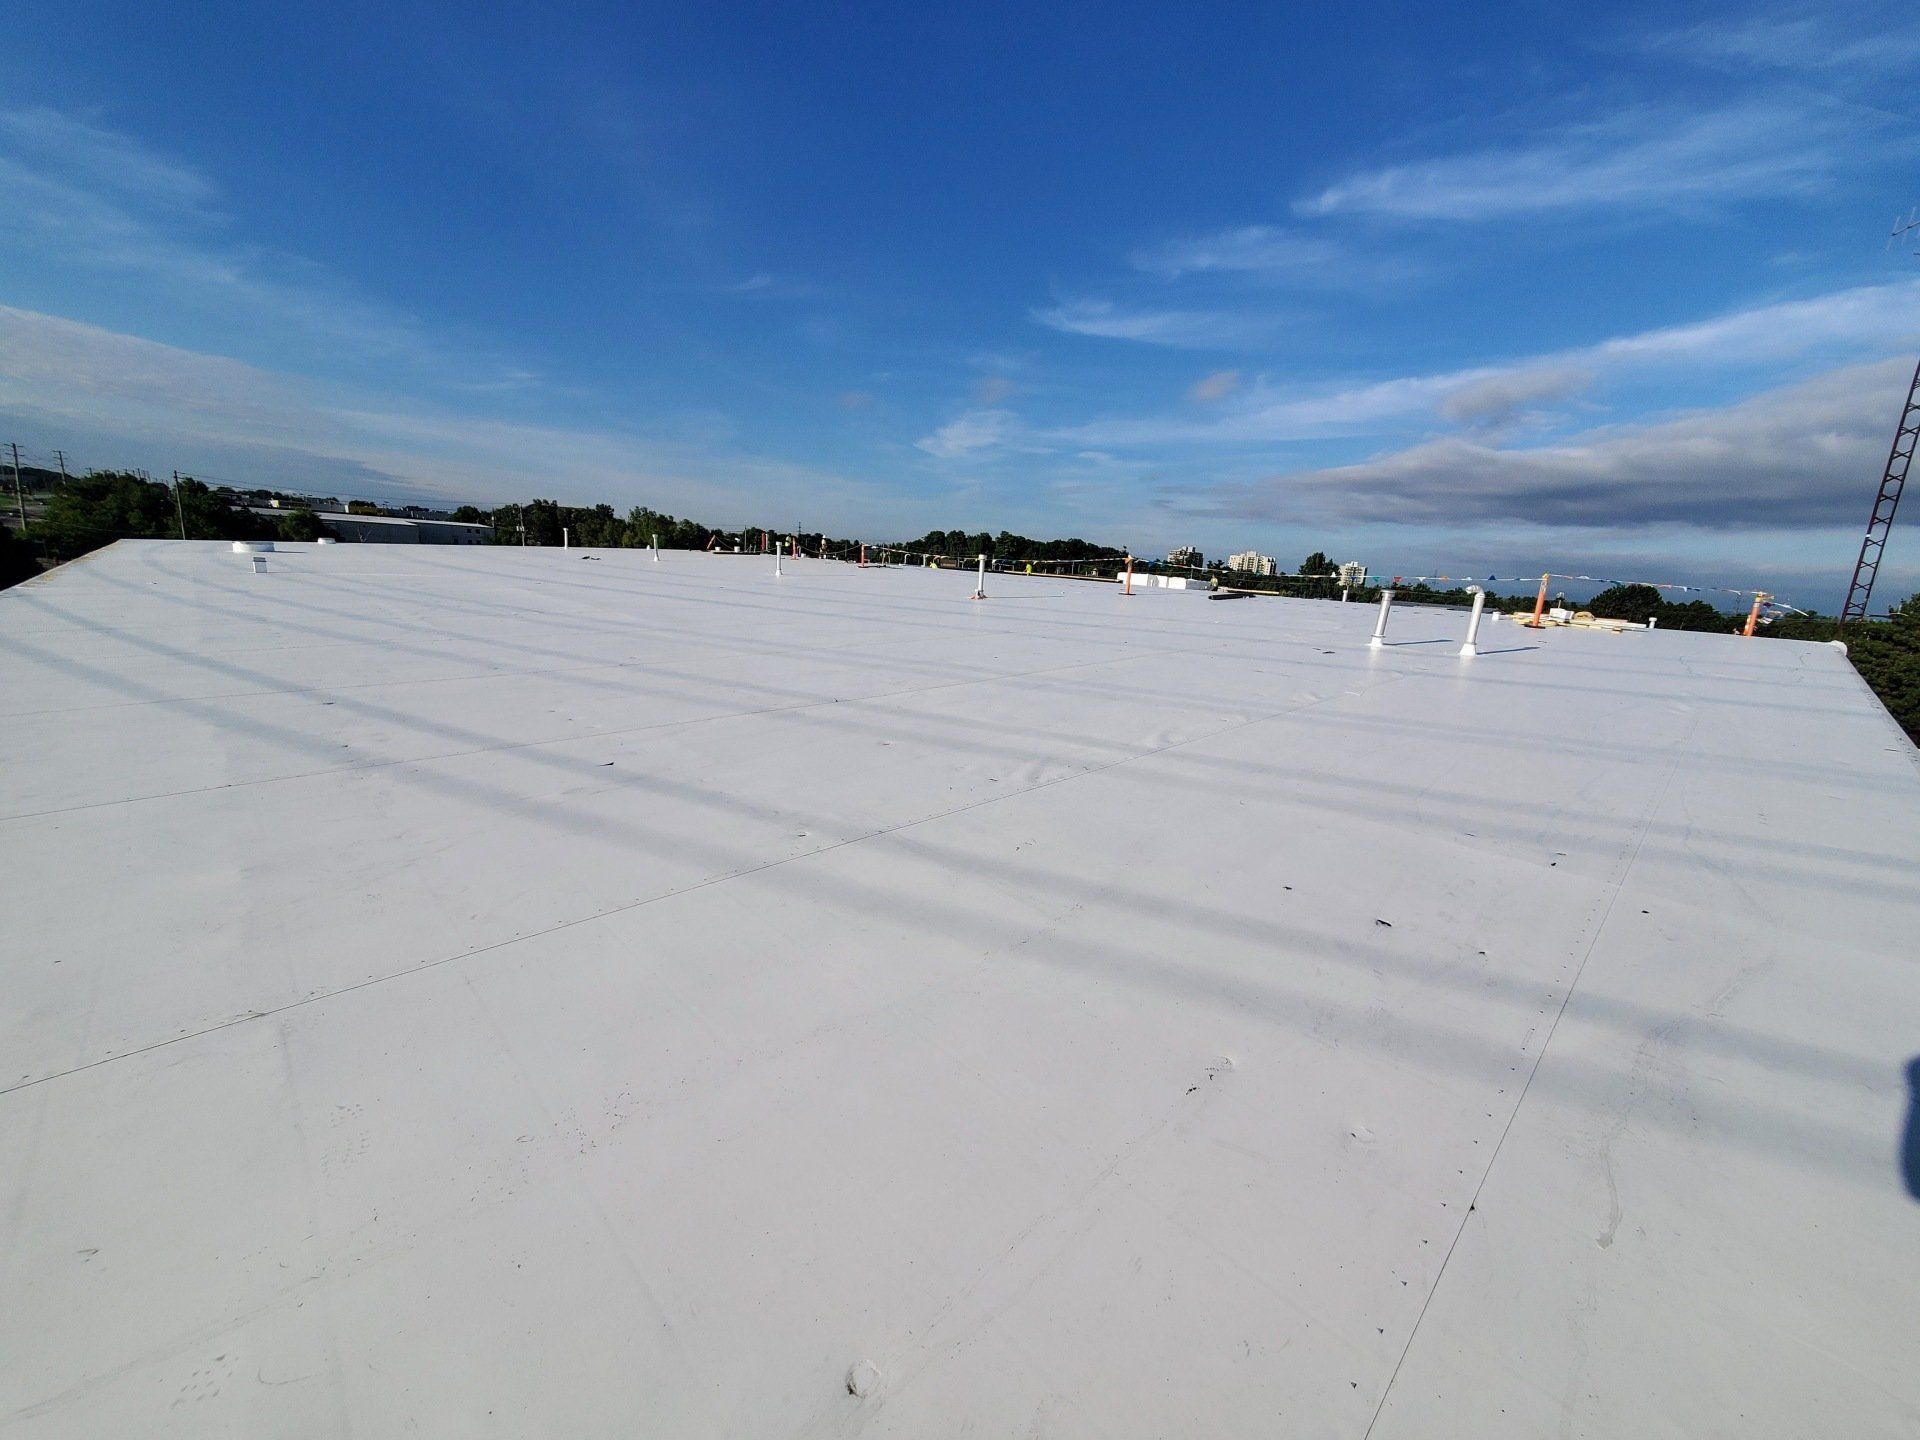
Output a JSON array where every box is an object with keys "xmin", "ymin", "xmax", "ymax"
[
  {"xmin": 1361, "ymin": 710, "xmax": 1698, "ymax": 1440},
  {"xmin": 0, "ymin": 666, "xmax": 1408, "ymax": 1101},
  {"xmin": 0, "ymin": 642, "xmax": 1202, "ymax": 825}
]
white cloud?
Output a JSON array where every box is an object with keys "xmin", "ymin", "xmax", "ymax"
[
  {"xmin": 1178, "ymin": 357, "xmax": 1912, "ymax": 531},
  {"xmin": 1438, "ymin": 367, "xmax": 1591, "ymax": 428},
  {"xmin": 1188, "ymin": 370, "xmax": 1242, "ymax": 403},
  {"xmin": 914, "ymin": 408, "xmax": 1025, "ymax": 460},
  {"xmin": 0, "ymin": 305, "xmax": 895, "ymax": 524},
  {"xmin": 972, "ymin": 375, "xmax": 1017, "ymax": 405},
  {"xmin": 1132, "ymin": 226, "xmax": 1346, "ymax": 279},
  {"xmin": 1646, "ymin": 14, "xmax": 1920, "ymax": 73},
  {"xmin": 1032, "ymin": 297, "xmax": 1272, "ymax": 349},
  {"xmin": 1130, "ymin": 224, "xmax": 1421, "ymax": 291},
  {"xmin": 0, "ymin": 106, "xmax": 521, "ymax": 383},
  {"xmin": 1589, "ymin": 284, "xmax": 1920, "ymax": 365},
  {"xmin": 0, "ymin": 304, "xmax": 329, "ymax": 441},
  {"xmin": 1296, "ymin": 101, "xmax": 1858, "ymax": 222},
  {"xmin": 0, "ymin": 108, "xmax": 218, "ymax": 213},
  {"xmin": 1061, "ymin": 279, "xmax": 1920, "ymax": 447}
]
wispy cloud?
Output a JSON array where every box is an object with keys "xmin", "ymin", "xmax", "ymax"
[
  {"xmin": 1179, "ymin": 357, "xmax": 1912, "ymax": 532},
  {"xmin": 913, "ymin": 408, "xmax": 1027, "ymax": 460},
  {"xmin": 0, "ymin": 106, "xmax": 524, "ymax": 385},
  {"xmin": 1585, "ymin": 282, "xmax": 1920, "ymax": 364},
  {"xmin": 1645, "ymin": 12, "xmax": 1920, "ymax": 74},
  {"xmin": 1062, "ymin": 279, "xmax": 1920, "ymax": 447},
  {"xmin": 1132, "ymin": 226, "xmax": 1345, "ymax": 279},
  {"xmin": 0, "ymin": 107, "xmax": 218, "ymax": 214},
  {"xmin": 1188, "ymin": 370, "xmax": 1241, "ymax": 402},
  {"xmin": 1296, "ymin": 100, "xmax": 1859, "ymax": 222},
  {"xmin": 721, "ymin": 272, "xmax": 823, "ymax": 298},
  {"xmin": 0, "ymin": 305, "xmax": 897, "ymax": 524},
  {"xmin": 1438, "ymin": 367, "xmax": 1591, "ymax": 429},
  {"xmin": 1032, "ymin": 296, "xmax": 1272, "ymax": 348},
  {"xmin": 1131, "ymin": 224, "xmax": 1419, "ymax": 290},
  {"xmin": 971, "ymin": 374, "xmax": 1017, "ymax": 405}
]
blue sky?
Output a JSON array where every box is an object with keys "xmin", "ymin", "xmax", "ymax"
[{"xmin": 2, "ymin": 2, "xmax": 1919, "ymax": 605}]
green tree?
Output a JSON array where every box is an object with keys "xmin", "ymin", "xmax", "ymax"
[
  {"xmin": 1586, "ymin": 584, "xmax": 1663, "ymax": 625},
  {"xmin": 1658, "ymin": 599, "xmax": 1736, "ymax": 632},
  {"xmin": 1297, "ymin": 551, "xmax": 1334, "ymax": 599},
  {"xmin": 34, "ymin": 472, "xmax": 274, "ymax": 562},
  {"xmin": 570, "ymin": 503, "xmax": 621, "ymax": 547},
  {"xmin": 521, "ymin": 498, "xmax": 562, "ymax": 546},
  {"xmin": 275, "ymin": 508, "xmax": 326, "ymax": 542},
  {"xmin": 1843, "ymin": 593, "xmax": 1920, "ymax": 742},
  {"xmin": 1582, "ymin": 583, "xmax": 1735, "ymax": 632}
]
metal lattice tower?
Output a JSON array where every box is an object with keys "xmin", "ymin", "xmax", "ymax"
[{"xmin": 1840, "ymin": 357, "xmax": 1920, "ymax": 624}]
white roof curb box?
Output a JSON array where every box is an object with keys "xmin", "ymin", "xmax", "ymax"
[{"xmin": 2, "ymin": 540, "xmax": 1916, "ymax": 1437}]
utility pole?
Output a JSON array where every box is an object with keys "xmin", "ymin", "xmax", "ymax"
[
  {"xmin": 51, "ymin": 449, "xmax": 69, "ymax": 487},
  {"xmin": 7, "ymin": 442, "xmax": 23, "ymax": 528},
  {"xmin": 172, "ymin": 470, "xmax": 187, "ymax": 541}
]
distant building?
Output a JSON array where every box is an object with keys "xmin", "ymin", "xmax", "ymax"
[
  {"xmin": 1167, "ymin": 546, "xmax": 1203, "ymax": 569},
  {"xmin": 225, "ymin": 489, "xmax": 343, "ymax": 511},
  {"xmin": 320, "ymin": 513, "xmax": 489, "ymax": 545},
  {"xmin": 1226, "ymin": 550, "xmax": 1277, "ymax": 577},
  {"xmin": 1119, "ymin": 571, "xmax": 1208, "ymax": 591}
]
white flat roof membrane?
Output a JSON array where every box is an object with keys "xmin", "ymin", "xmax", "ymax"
[{"xmin": 2, "ymin": 540, "xmax": 1917, "ymax": 1437}]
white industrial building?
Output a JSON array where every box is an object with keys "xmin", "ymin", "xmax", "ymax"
[
  {"xmin": 1120, "ymin": 569, "xmax": 1208, "ymax": 590},
  {"xmin": 316, "ymin": 511, "xmax": 491, "ymax": 544},
  {"xmin": 247, "ymin": 506, "xmax": 490, "ymax": 544},
  {"xmin": 2, "ymin": 541, "xmax": 1917, "ymax": 1437}
]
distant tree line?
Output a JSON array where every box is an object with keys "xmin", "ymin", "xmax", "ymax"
[
  {"xmin": 1200, "ymin": 549, "xmax": 1492, "ymax": 607},
  {"xmin": 459, "ymin": 506, "xmax": 1127, "ymax": 567},
  {"xmin": 472, "ymin": 499, "xmax": 863, "ymax": 555},
  {"xmin": 890, "ymin": 529, "xmax": 1124, "ymax": 565},
  {"xmin": 5, "ymin": 471, "xmax": 320, "ymax": 571},
  {"xmin": 1582, "ymin": 582, "xmax": 1749, "ymax": 632},
  {"xmin": 4, "ymin": 477, "xmax": 1915, "ymax": 743}
]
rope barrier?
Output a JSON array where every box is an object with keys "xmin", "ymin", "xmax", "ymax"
[{"xmin": 773, "ymin": 541, "xmax": 1807, "ymax": 617}]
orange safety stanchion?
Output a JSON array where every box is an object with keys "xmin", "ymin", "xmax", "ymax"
[{"xmin": 1529, "ymin": 572, "xmax": 1550, "ymax": 627}]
